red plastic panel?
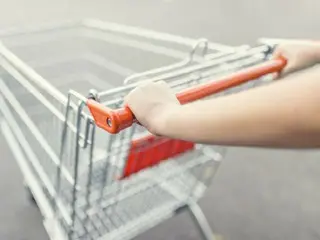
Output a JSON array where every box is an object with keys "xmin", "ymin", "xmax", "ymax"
[{"xmin": 121, "ymin": 135, "xmax": 195, "ymax": 178}]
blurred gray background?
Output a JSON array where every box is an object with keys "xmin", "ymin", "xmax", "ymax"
[{"xmin": 0, "ymin": 0, "xmax": 320, "ymax": 240}]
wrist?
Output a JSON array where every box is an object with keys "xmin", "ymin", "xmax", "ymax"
[
  {"xmin": 313, "ymin": 46, "xmax": 320, "ymax": 63},
  {"xmin": 308, "ymin": 42, "xmax": 320, "ymax": 64},
  {"xmin": 152, "ymin": 103, "xmax": 182, "ymax": 136}
]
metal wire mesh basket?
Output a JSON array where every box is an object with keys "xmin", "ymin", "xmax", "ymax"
[{"xmin": 0, "ymin": 19, "xmax": 284, "ymax": 240}]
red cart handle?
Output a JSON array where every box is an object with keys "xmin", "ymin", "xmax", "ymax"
[{"xmin": 87, "ymin": 56, "xmax": 287, "ymax": 134}]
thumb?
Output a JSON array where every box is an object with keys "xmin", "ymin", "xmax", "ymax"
[{"xmin": 271, "ymin": 51, "xmax": 286, "ymax": 79}]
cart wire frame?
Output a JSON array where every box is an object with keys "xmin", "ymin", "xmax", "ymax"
[{"xmin": 0, "ymin": 19, "xmax": 284, "ymax": 240}]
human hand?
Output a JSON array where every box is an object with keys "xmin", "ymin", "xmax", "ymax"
[
  {"xmin": 124, "ymin": 81, "xmax": 180, "ymax": 135},
  {"xmin": 272, "ymin": 41, "xmax": 320, "ymax": 78}
]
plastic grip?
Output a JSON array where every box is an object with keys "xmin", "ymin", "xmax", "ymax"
[
  {"xmin": 87, "ymin": 57, "xmax": 287, "ymax": 134},
  {"xmin": 87, "ymin": 100, "xmax": 135, "ymax": 134}
]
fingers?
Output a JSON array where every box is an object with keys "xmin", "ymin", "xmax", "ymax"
[
  {"xmin": 124, "ymin": 81, "xmax": 169, "ymax": 104},
  {"xmin": 271, "ymin": 41, "xmax": 319, "ymax": 79},
  {"xmin": 272, "ymin": 44, "xmax": 289, "ymax": 79},
  {"xmin": 271, "ymin": 51, "xmax": 284, "ymax": 79},
  {"xmin": 272, "ymin": 44, "xmax": 295, "ymax": 79}
]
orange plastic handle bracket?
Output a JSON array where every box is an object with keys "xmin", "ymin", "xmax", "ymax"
[{"xmin": 87, "ymin": 57, "xmax": 287, "ymax": 134}]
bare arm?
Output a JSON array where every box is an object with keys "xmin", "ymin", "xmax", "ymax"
[
  {"xmin": 125, "ymin": 41, "xmax": 320, "ymax": 149},
  {"xmin": 157, "ymin": 66, "xmax": 320, "ymax": 148}
]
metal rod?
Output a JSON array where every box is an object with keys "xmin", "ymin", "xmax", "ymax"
[
  {"xmin": 82, "ymin": 19, "xmax": 237, "ymax": 52},
  {"xmin": 0, "ymin": 92, "xmax": 72, "ymax": 225},
  {"xmin": 98, "ymin": 45, "xmax": 268, "ymax": 97},
  {"xmin": 187, "ymin": 202, "xmax": 216, "ymax": 240},
  {"xmin": 69, "ymin": 100, "xmax": 86, "ymax": 239},
  {"xmin": 0, "ymin": 78, "xmax": 75, "ymax": 185}
]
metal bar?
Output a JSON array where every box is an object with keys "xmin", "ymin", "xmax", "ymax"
[
  {"xmin": 0, "ymin": 19, "xmax": 80, "ymax": 37},
  {"xmin": 98, "ymin": 45, "xmax": 269, "ymax": 97},
  {"xmin": 97, "ymin": 202, "xmax": 179, "ymax": 240},
  {"xmin": 123, "ymin": 46, "xmax": 237, "ymax": 85},
  {"xmin": 0, "ymin": 56, "xmax": 87, "ymax": 143},
  {"xmin": 0, "ymin": 78, "xmax": 75, "ymax": 185},
  {"xmin": 0, "ymin": 42, "xmax": 67, "ymax": 105},
  {"xmin": 129, "ymin": 46, "xmax": 268, "ymax": 85},
  {"xmin": 0, "ymin": 56, "xmax": 66, "ymax": 120},
  {"xmin": 82, "ymin": 30, "xmax": 199, "ymax": 61},
  {"xmin": 95, "ymin": 54, "xmax": 264, "ymax": 112},
  {"xmin": 82, "ymin": 19, "xmax": 237, "ymax": 52},
  {"xmin": 0, "ymin": 95, "xmax": 72, "ymax": 225},
  {"xmin": 0, "ymin": 119, "xmax": 69, "ymax": 240},
  {"xmin": 0, "ymin": 119, "xmax": 54, "ymax": 220},
  {"xmin": 187, "ymin": 202, "xmax": 216, "ymax": 240},
  {"xmin": 86, "ymin": 154, "xmax": 212, "ymax": 214},
  {"xmin": 69, "ymin": 100, "xmax": 86, "ymax": 239},
  {"xmin": 83, "ymin": 123, "xmax": 96, "ymax": 229},
  {"xmin": 54, "ymin": 93, "xmax": 74, "ymax": 218},
  {"xmin": 98, "ymin": 134, "xmax": 113, "ymax": 204}
]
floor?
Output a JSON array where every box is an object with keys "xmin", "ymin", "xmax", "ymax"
[{"xmin": 1, "ymin": 0, "xmax": 320, "ymax": 239}]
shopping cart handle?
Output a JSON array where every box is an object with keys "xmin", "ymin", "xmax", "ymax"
[{"xmin": 87, "ymin": 56, "xmax": 287, "ymax": 134}]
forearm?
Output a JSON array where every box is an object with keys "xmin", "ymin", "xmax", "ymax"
[
  {"xmin": 309, "ymin": 42, "xmax": 320, "ymax": 63},
  {"xmin": 159, "ymin": 66, "xmax": 320, "ymax": 148}
]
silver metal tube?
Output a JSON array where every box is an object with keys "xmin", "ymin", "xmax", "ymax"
[
  {"xmin": 69, "ymin": 100, "xmax": 86, "ymax": 239},
  {"xmin": 0, "ymin": 42, "xmax": 67, "ymax": 104},
  {"xmin": 0, "ymin": 78, "xmax": 75, "ymax": 185},
  {"xmin": 82, "ymin": 19, "xmax": 236, "ymax": 52},
  {"xmin": 98, "ymin": 45, "xmax": 268, "ymax": 97},
  {"xmin": 0, "ymin": 94, "xmax": 72, "ymax": 226}
]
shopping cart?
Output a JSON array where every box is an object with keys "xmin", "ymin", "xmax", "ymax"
[{"xmin": 0, "ymin": 19, "xmax": 286, "ymax": 240}]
